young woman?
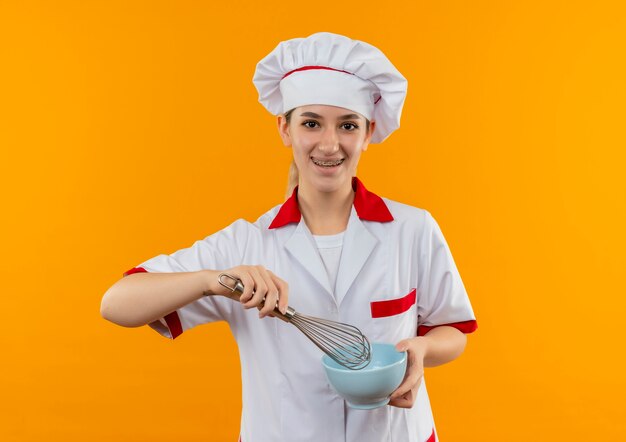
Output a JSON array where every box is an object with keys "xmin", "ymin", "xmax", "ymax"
[{"xmin": 101, "ymin": 32, "xmax": 477, "ymax": 442}]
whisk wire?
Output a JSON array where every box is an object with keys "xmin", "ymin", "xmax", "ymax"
[
  {"xmin": 290, "ymin": 313, "xmax": 371, "ymax": 370},
  {"xmin": 218, "ymin": 273, "xmax": 372, "ymax": 370}
]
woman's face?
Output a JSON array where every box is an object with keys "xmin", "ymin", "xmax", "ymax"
[{"xmin": 278, "ymin": 104, "xmax": 375, "ymax": 194}]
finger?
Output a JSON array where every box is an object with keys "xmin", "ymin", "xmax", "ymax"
[
  {"xmin": 258, "ymin": 268, "xmax": 279, "ymax": 318},
  {"xmin": 388, "ymin": 390, "xmax": 411, "ymax": 408},
  {"xmin": 390, "ymin": 377, "xmax": 422, "ymax": 407},
  {"xmin": 395, "ymin": 339, "xmax": 411, "ymax": 352},
  {"xmin": 269, "ymin": 271, "xmax": 289, "ymax": 315},
  {"xmin": 389, "ymin": 339, "xmax": 414, "ymax": 399},
  {"xmin": 389, "ymin": 372, "xmax": 422, "ymax": 400},
  {"xmin": 238, "ymin": 271, "xmax": 255, "ymax": 304},
  {"xmin": 388, "ymin": 386, "xmax": 416, "ymax": 408},
  {"xmin": 390, "ymin": 348, "xmax": 423, "ymax": 399},
  {"xmin": 389, "ymin": 377, "xmax": 418, "ymax": 400},
  {"xmin": 244, "ymin": 266, "xmax": 268, "ymax": 310}
]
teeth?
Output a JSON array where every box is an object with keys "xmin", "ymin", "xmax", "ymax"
[{"xmin": 312, "ymin": 158, "xmax": 344, "ymax": 167}]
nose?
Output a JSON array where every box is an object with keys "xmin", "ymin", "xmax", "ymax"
[{"xmin": 318, "ymin": 127, "xmax": 340, "ymax": 155}]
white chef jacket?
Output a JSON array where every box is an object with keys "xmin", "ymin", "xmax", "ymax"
[{"xmin": 123, "ymin": 176, "xmax": 477, "ymax": 442}]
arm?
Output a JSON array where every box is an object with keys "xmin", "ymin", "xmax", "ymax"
[
  {"xmin": 418, "ymin": 325, "xmax": 467, "ymax": 367},
  {"xmin": 388, "ymin": 326, "xmax": 467, "ymax": 408},
  {"xmin": 100, "ymin": 270, "xmax": 215, "ymax": 328},
  {"xmin": 100, "ymin": 266, "xmax": 289, "ymax": 328}
]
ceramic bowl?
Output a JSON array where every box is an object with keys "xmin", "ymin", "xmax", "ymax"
[{"xmin": 322, "ymin": 342, "xmax": 407, "ymax": 409}]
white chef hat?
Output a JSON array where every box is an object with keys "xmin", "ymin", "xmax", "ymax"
[{"xmin": 252, "ymin": 32, "xmax": 408, "ymax": 144}]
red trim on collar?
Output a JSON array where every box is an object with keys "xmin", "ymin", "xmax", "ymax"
[
  {"xmin": 352, "ymin": 177, "xmax": 394, "ymax": 223},
  {"xmin": 268, "ymin": 177, "xmax": 393, "ymax": 229}
]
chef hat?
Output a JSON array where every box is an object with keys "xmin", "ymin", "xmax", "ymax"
[{"xmin": 252, "ymin": 32, "xmax": 408, "ymax": 144}]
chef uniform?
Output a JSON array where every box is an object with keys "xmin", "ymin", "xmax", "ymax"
[{"xmin": 122, "ymin": 32, "xmax": 477, "ymax": 442}]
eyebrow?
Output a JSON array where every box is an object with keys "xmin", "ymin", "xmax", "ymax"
[{"xmin": 299, "ymin": 111, "xmax": 361, "ymax": 120}]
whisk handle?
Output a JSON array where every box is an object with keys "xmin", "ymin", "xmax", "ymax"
[{"xmin": 217, "ymin": 273, "xmax": 294, "ymax": 322}]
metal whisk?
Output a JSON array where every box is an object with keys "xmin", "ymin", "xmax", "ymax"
[{"xmin": 218, "ymin": 273, "xmax": 371, "ymax": 370}]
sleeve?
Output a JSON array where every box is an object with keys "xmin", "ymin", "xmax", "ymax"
[
  {"xmin": 416, "ymin": 210, "xmax": 478, "ymax": 336},
  {"xmin": 121, "ymin": 218, "xmax": 251, "ymax": 340}
]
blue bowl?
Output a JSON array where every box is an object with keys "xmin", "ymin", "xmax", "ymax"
[{"xmin": 322, "ymin": 342, "xmax": 407, "ymax": 409}]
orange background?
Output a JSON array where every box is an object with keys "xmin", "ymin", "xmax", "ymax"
[{"xmin": 1, "ymin": 1, "xmax": 625, "ymax": 440}]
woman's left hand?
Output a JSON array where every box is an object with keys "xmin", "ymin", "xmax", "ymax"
[{"xmin": 388, "ymin": 336, "xmax": 427, "ymax": 408}]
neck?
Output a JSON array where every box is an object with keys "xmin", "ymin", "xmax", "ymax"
[{"xmin": 297, "ymin": 180, "xmax": 354, "ymax": 235}]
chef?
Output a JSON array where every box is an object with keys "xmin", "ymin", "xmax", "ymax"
[{"xmin": 101, "ymin": 31, "xmax": 478, "ymax": 442}]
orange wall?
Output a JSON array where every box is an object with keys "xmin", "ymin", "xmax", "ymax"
[{"xmin": 1, "ymin": 1, "xmax": 625, "ymax": 440}]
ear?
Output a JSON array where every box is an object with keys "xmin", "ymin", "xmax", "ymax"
[
  {"xmin": 362, "ymin": 120, "xmax": 376, "ymax": 152},
  {"xmin": 277, "ymin": 115, "xmax": 292, "ymax": 147}
]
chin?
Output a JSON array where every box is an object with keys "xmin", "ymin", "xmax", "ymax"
[{"xmin": 308, "ymin": 174, "xmax": 349, "ymax": 193}]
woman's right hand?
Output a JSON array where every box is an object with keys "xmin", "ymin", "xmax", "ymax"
[{"xmin": 206, "ymin": 266, "xmax": 289, "ymax": 318}]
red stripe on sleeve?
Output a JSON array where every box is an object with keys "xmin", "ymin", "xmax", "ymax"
[
  {"xmin": 370, "ymin": 289, "xmax": 416, "ymax": 318},
  {"xmin": 164, "ymin": 311, "xmax": 183, "ymax": 339},
  {"xmin": 418, "ymin": 319, "xmax": 478, "ymax": 336},
  {"xmin": 123, "ymin": 267, "xmax": 147, "ymax": 276},
  {"xmin": 121, "ymin": 266, "xmax": 184, "ymax": 339}
]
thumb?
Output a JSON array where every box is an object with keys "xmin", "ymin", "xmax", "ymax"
[{"xmin": 395, "ymin": 339, "xmax": 410, "ymax": 352}]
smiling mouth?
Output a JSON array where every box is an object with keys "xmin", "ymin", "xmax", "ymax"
[{"xmin": 311, "ymin": 157, "xmax": 345, "ymax": 167}]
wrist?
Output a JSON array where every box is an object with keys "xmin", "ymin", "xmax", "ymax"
[{"xmin": 200, "ymin": 269, "xmax": 220, "ymax": 296}]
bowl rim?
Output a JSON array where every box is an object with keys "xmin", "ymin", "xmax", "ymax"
[{"xmin": 321, "ymin": 343, "xmax": 407, "ymax": 374}]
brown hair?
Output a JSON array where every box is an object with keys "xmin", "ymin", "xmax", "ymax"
[{"xmin": 283, "ymin": 107, "xmax": 371, "ymax": 199}]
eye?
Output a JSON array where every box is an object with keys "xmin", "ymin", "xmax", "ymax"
[
  {"xmin": 342, "ymin": 122, "xmax": 359, "ymax": 131},
  {"xmin": 302, "ymin": 120, "xmax": 319, "ymax": 129}
]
